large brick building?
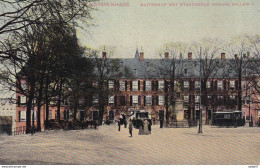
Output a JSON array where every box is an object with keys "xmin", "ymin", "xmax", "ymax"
[
  {"xmin": 15, "ymin": 48, "xmax": 260, "ymax": 129},
  {"xmin": 86, "ymin": 48, "xmax": 253, "ymax": 125}
]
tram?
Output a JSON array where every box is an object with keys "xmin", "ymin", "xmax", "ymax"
[{"xmin": 212, "ymin": 111, "xmax": 245, "ymax": 127}]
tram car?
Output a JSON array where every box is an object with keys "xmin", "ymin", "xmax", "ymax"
[
  {"xmin": 212, "ymin": 111, "xmax": 245, "ymax": 127},
  {"xmin": 129, "ymin": 110, "xmax": 152, "ymax": 129}
]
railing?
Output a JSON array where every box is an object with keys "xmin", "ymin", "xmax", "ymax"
[{"xmin": 13, "ymin": 126, "xmax": 26, "ymax": 135}]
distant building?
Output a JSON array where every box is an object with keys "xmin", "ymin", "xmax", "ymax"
[{"xmin": 0, "ymin": 98, "xmax": 16, "ymax": 134}]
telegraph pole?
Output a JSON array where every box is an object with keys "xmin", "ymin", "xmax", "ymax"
[{"xmin": 198, "ymin": 47, "xmax": 203, "ymax": 134}]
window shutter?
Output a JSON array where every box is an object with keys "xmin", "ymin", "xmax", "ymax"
[
  {"xmin": 144, "ymin": 96, "xmax": 146, "ymax": 106},
  {"xmin": 18, "ymin": 96, "xmax": 21, "ymax": 106},
  {"xmin": 130, "ymin": 95, "xmax": 132, "ymax": 106},
  {"xmin": 223, "ymin": 80, "xmax": 226, "ymax": 90},
  {"xmin": 114, "ymin": 96, "xmax": 117, "ymax": 106},
  {"xmin": 164, "ymin": 81, "xmax": 168, "ymax": 92},
  {"xmin": 155, "ymin": 81, "xmax": 158, "ymax": 91},
  {"xmin": 235, "ymin": 80, "xmax": 238, "ymax": 90},
  {"xmin": 211, "ymin": 80, "xmax": 214, "ymax": 91},
  {"xmin": 143, "ymin": 81, "xmax": 146, "ymax": 91},
  {"xmin": 130, "ymin": 81, "xmax": 133, "ymax": 91},
  {"xmin": 215, "ymin": 81, "xmax": 218, "ymax": 91},
  {"xmin": 138, "ymin": 80, "xmax": 140, "ymax": 91},
  {"xmin": 190, "ymin": 80, "xmax": 194, "ymax": 91},
  {"xmin": 152, "ymin": 96, "xmax": 155, "ymax": 106},
  {"xmin": 138, "ymin": 96, "xmax": 141, "ymax": 105},
  {"xmin": 152, "ymin": 81, "xmax": 154, "ymax": 91},
  {"xmin": 19, "ymin": 111, "xmax": 21, "ymax": 122},
  {"xmin": 125, "ymin": 81, "xmax": 127, "ymax": 91},
  {"xmin": 156, "ymin": 96, "xmax": 159, "ymax": 105}
]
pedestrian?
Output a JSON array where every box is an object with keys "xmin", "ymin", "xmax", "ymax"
[
  {"xmin": 129, "ymin": 119, "xmax": 133, "ymax": 137},
  {"xmin": 118, "ymin": 120, "xmax": 121, "ymax": 131}
]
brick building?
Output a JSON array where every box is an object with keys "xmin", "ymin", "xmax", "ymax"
[{"xmin": 86, "ymin": 48, "xmax": 247, "ymax": 125}]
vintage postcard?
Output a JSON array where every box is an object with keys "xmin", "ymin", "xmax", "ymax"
[{"xmin": 0, "ymin": 0, "xmax": 259, "ymax": 167}]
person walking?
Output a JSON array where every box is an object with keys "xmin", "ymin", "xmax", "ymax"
[
  {"xmin": 118, "ymin": 120, "xmax": 121, "ymax": 131},
  {"xmin": 129, "ymin": 119, "xmax": 133, "ymax": 137}
]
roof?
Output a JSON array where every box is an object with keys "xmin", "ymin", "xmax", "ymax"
[{"xmin": 91, "ymin": 54, "xmax": 260, "ymax": 79}]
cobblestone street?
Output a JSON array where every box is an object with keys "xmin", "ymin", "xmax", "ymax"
[{"xmin": 0, "ymin": 125, "xmax": 259, "ymax": 165}]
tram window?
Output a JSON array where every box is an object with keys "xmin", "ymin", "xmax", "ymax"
[{"xmin": 224, "ymin": 114, "xmax": 230, "ymax": 119}]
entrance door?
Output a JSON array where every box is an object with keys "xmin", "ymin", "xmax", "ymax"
[
  {"xmin": 80, "ymin": 110, "xmax": 85, "ymax": 121},
  {"xmin": 159, "ymin": 110, "xmax": 164, "ymax": 120}
]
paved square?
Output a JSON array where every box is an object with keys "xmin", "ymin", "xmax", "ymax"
[{"xmin": 0, "ymin": 125, "xmax": 259, "ymax": 165}]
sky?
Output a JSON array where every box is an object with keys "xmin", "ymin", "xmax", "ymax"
[{"xmin": 77, "ymin": 0, "xmax": 259, "ymax": 59}]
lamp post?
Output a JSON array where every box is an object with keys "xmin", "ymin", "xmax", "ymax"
[{"xmin": 198, "ymin": 47, "xmax": 203, "ymax": 134}]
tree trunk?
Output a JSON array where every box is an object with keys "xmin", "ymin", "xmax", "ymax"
[
  {"xmin": 45, "ymin": 75, "xmax": 50, "ymax": 129},
  {"xmin": 238, "ymin": 70, "xmax": 242, "ymax": 111},
  {"xmin": 26, "ymin": 73, "xmax": 35, "ymax": 134},
  {"xmin": 36, "ymin": 76, "xmax": 44, "ymax": 131},
  {"xmin": 57, "ymin": 79, "xmax": 63, "ymax": 124}
]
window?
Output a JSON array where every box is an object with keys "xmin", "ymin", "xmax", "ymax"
[
  {"xmin": 31, "ymin": 111, "xmax": 37, "ymax": 121},
  {"xmin": 230, "ymin": 81, "xmax": 235, "ymax": 89},
  {"xmin": 119, "ymin": 80, "xmax": 125, "ymax": 91},
  {"xmin": 93, "ymin": 95, "xmax": 98, "ymax": 104},
  {"xmin": 258, "ymin": 110, "xmax": 260, "ymax": 117},
  {"xmin": 108, "ymin": 80, "xmax": 114, "ymax": 89},
  {"xmin": 158, "ymin": 80, "xmax": 164, "ymax": 91},
  {"xmin": 159, "ymin": 95, "xmax": 165, "ymax": 105},
  {"xmin": 21, "ymin": 83, "xmax": 27, "ymax": 90},
  {"xmin": 120, "ymin": 96, "xmax": 126, "ymax": 105},
  {"xmin": 109, "ymin": 95, "xmax": 114, "ymax": 104},
  {"xmin": 184, "ymin": 81, "xmax": 189, "ymax": 88},
  {"xmin": 19, "ymin": 111, "xmax": 26, "ymax": 122},
  {"xmin": 195, "ymin": 95, "xmax": 200, "ymax": 103},
  {"xmin": 195, "ymin": 81, "xmax": 200, "ymax": 89},
  {"xmin": 184, "ymin": 95, "xmax": 189, "ymax": 102},
  {"xmin": 217, "ymin": 81, "xmax": 223, "ymax": 90},
  {"xmin": 133, "ymin": 95, "xmax": 138, "ymax": 104},
  {"xmin": 146, "ymin": 95, "xmax": 152, "ymax": 105},
  {"xmin": 49, "ymin": 110, "xmax": 52, "ymax": 119},
  {"xmin": 20, "ymin": 96, "xmax": 26, "ymax": 104},
  {"xmin": 206, "ymin": 81, "xmax": 211, "ymax": 88},
  {"xmin": 146, "ymin": 81, "xmax": 151, "ymax": 91},
  {"xmin": 132, "ymin": 81, "xmax": 138, "ymax": 91}
]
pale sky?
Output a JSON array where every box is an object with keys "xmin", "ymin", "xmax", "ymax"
[{"xmin": 77, "ymin": 0, "xmax": 259, "ymax": 58}]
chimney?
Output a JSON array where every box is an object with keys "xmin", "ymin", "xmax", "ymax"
[
  {"xmin": 164, "ymin": 51, "xmax": 169, "ymax": 59},
  {"xmin": 188, "ymin": 52, "xmax": 192, "ymax": 60},
  {"xmin": 234, "ymin": 54, "xmax": 238, "ymax": 59},
  {"xmin": 102, "ymin": 46, "xmax": 106, "ymax": 59},
  {"xmin": 247, "ymin": 52, "xmax": 250, "ymax": 58},
  {"xmin": 139, "ymin": 47, "xmax": 144, "ymax": 61},
  {"xmin": 221, "ymin": 53, "xmax": 225, "ymax": 60}
]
